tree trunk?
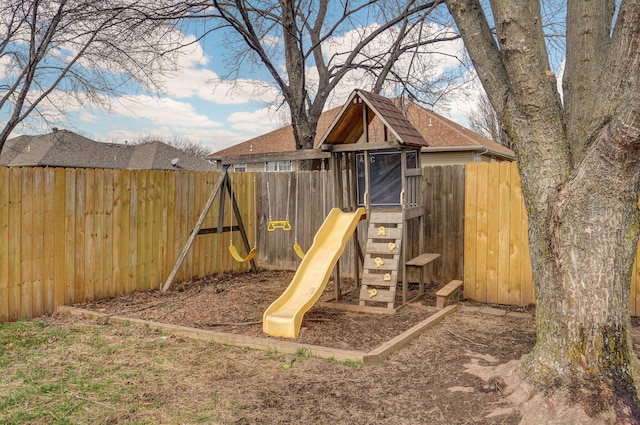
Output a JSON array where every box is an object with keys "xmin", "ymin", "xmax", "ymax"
[
  {"xmin": 526, "ymin": 125, "xmax": 640, "ymax": 415},
  {"xmin": 446, "ymin": 0, "xmax": 640, "ymax": 417},
  {"xmin": 289, "ymin": 108, "xmax": 317, "ymax": 150}
]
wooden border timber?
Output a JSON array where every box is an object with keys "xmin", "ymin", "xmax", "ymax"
[
  {"xmin": 56, "ymin": 306, "xmax": 365, "ymax": 363},
  {"xmin": 317, "ymin": 301, "xmax": 397, "ymax": 315},
  {"xmin": 362, "ymin": 304, "xmax": 458, "ymax": 365},
  {"xmin": 56, "ymin": 304, "xmax": 458, "ymax": 365}
]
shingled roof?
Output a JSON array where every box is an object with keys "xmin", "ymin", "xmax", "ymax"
[
  {"xmin": 1, "ymin": 130, "xmax": 214, "ymax": 171},
  {"xmin": 211, "ymin": 94, "xmax": 514, "ymax": 161},
  {"xmin": 319, "ymin": 89, "xmax": 428, "ymax": 148}
]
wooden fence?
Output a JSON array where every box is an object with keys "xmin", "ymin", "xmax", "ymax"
[
  {"xmin": 464, "ymin": 162, "xmax": 534, "ymax": 306},
  {"xmin": 14, "ymin": 162, "xmax": 640, "ymax": 321},
  {"xmin": 0, "ymin": 165, "xmax": 469, "ymax": 322},
  {"xmin": 253, "ymin": 167, "xmax": 465, "ymax": 285},
  {"xmin": 0, "ymin": 168, "xmax": 255, "ymax": 322},
  {"xmin": 464, "ymin": 161, "xmax": 640, "ymax": 314}
]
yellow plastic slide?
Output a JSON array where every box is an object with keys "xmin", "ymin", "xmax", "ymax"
[{"xmin": 263, "ymin": 207, "xmax": 366, "ymax": 338}]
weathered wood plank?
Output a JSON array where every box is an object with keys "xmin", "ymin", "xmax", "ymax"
[
  {"xmin": 368, "ymin": 211, "xmax": 404, "ymax": 224},
  {"xmin": 0, "ymin": 168, "xmax": 8, "ymax": 322},
  {"xmin": 31, "ymin": 168, "xmax": 44, "ymax": 317},
  {"xmin": 62, "ymin": 169, "xmax": 75, "ymax": 306},
  {"xmin": 436, "ymin": 280, "xmax": 463, "ymax": 309},
  {"xmin": 365, "ymin": 242, "xmax": 400, "ymax": 255},
  {"xmin": 8, "ymin": 168, "xmax": 22, "ymax": 321},
  {"xmin": 451, "ymin": 164, "xmax": 466, "ymax": 283},
  {"xmin": 363, "ymin": 256, "xmax": 400, "ymax": 271},
  {"xmin": 406, "ymin": 253, "xmax": 441, "ymax": 267},
  {"xmin": 486, "ymin": 163, "xmax": 499, "ymax": 303},
  {"xmin": 367, "ymin": 226, "xmax": 402, "ymax": 239},
  {"xmin": 508, "ymin": 162, "xmax": 524, "ymax": 306},
  {"xmin": 359, "ymin": 286, "xmax": 396, "ymax": 303},
  {"xmin": 361, "ymin": 273, "xmax": 397, "ymax": 287},
  {"xmin": 474, "ymin": 163, "xmax": 489, "ymax": 303},
  {"xmin": 497, "ymin": 161, "xmax": 511, "ymax": 305},
  {"xmin": 363, "ymin": 305, "xmax": 458, "ymax": 365},
  {"xmin": 21, "ymin": 168, "xmax": 34, "ymax": 318},
  {"xmin": 518, "ymin": 165, "xmax": 534, "ymax": 305},
  {"xmin": 84, "ymin": 169, "xmax": 96, "ymax": 302},
  {"xmin": 464, "ymin": 163, "xmax": 478, "ymax": 301},
  {"xmin": 43, "ymin": 169, "xmax": 56, "ymax": 314},
  {"xmin": 102, "ymin": 170, "xmax": 114, "ymax": 298}
]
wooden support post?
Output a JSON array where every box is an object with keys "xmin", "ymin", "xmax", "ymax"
[{"xmin": 162, "ymin": 170, "xmax": 227, "ymax": 292}]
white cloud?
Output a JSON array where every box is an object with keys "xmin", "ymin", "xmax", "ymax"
[
  {"xmin": 157, "ymin": 34, "xmax": 281, "ymax": 105},
  {"xmin": 159, "ymin": 58, "xmax": 280, "ymax": 105},
  {"xmin": 112, "ymin": 95, "xmax": 223, "ymax": 128},
  {"xmin": 228, "ymin": 106, "xmax": 289, "ymax": 134}
]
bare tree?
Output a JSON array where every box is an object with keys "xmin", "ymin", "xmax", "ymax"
[
  {"xmin": 131, "ymin": 135, "xmax": 213, "ymax": 157},
  {"xmin": 180, "ymin": 0, "xmax": 460, "ymax": 150},
  {"xmin": 467, "ymin": 91, "xmax": 512, "ymax": 149},
  {"xmin": 447, "ymin": 0, "xmax": 640, "ymax": 419},
  {"xmin": 0, "ymin": 0, "xmax": 189, "ymax": 151}
]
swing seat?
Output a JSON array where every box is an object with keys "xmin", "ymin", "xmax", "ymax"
[
  {"xmin": 267, "ymin": 220, "xmax": 292, "ymax": 231},
  {"xmin": 229, "ymin": 245, "xmax": 257, "ymax": 263},
  {"xmin": 293, "ymin": 243, "xmax": 305, "ymax": 259}
]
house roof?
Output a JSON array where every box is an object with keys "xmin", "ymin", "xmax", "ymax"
[
  {"xmin": 319, "ymin": 89, "xmax": 428, "ymax": 148},
  {"xmin": 0, "ymin": 130, "xmax": 214, "ymax": 171},
  {"xmin": 211, "ymin": 95, "xmax": 514, "ymax": 162}
]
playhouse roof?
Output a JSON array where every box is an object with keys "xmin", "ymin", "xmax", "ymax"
[{"xmin": 319, "ymin": 89, "xmax": 428, "ymax": 148}]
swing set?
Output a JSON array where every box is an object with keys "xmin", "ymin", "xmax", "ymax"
[
  {"xmin": 162, "ymin": 168, "xmax": 257, "ymax": 292},
  {"xmin": 162, "ymin": 166, "xmax": 325, "ymax": 292}
]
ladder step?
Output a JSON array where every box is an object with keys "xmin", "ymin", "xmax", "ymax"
[
  {"xmin": 368, "ymin": 211, "xmax": 403, "ymax": 223},
  {"xmin": 364, "ymin": 257, "xmax": 399, "ymax": 271},
  {"xmin": 359, "ymin": 286, "xmax": 396, "ymax": 303},
  {"xmin": 365, "ymin": 241, "xmax": 401, "ymax": 255},
  {"xmin": 362, "ymin": 271, "xmax": 398, "ymax": 286},
  {"xmin": 367, "ymin": 226, "xmax": 402, "ymax": 239}
]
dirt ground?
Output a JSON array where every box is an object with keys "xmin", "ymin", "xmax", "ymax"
[{"xmin": 64, "ymin": 270, "xmax": 543, "ymax": 424}]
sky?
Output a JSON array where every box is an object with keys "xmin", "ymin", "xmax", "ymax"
[{"xmin": 3, "ymin": 5, "xmax": 484, "ymax": 155}]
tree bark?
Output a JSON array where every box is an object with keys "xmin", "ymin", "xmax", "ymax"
[{"xmin": 447, "ymin": 0, "xmax": 640, "ymax": 417}]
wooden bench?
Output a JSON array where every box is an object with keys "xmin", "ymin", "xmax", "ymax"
[
  {"xmin": 436, "ymin": 280, "xmax": 463, "ymax": 309},
  {"xmin": 405, "ymin": 253, "xmax": 441, "ymax": 294}
]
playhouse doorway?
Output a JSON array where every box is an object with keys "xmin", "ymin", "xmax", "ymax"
[{"xmin": 356, "ymin": 150, "xmax": 417, "ymax": 207}]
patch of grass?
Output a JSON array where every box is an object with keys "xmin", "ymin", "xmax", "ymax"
[
  {"xmin": 325, "ymin": 357, "xmax": 363, "ymax": 367},
  {"xmin": 0, "ymin": 318, "xmax": 268, "ymax": 425},
  {"xmin": 0, "ymin": 319, "xmax": 146, "ymax": 424}
]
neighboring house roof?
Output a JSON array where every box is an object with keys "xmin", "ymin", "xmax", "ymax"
[
  {"xmin": 211, "ymin": 94, "xmax": 514, "ymax": 162},
  {"xmin": 320, "ymin": 89, "xmax": 428, "ymax": 148},
  {"xmin": 0, "ymin": 130, "xmax": 214, "ymax": 171}
]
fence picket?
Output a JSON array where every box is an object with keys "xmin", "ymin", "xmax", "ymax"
[{"xmin": 0, "ymin": 168, "xmax": 8, "ymax": 321}]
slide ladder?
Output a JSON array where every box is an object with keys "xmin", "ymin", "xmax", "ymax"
[{"xmin": 359, "ymin": 210, "xmax": 403, "ymax": 310}]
